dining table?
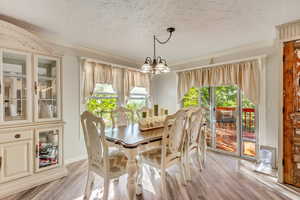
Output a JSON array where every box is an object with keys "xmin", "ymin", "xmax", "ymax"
[{"xmin": 105, "ymin": 123, "xmax": 164, "ymax": 200}]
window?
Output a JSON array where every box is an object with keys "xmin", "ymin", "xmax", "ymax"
[
  {"xmin": 126, "ymin": 87, "xmax": 148, "ymax": 121},
  {"xmin": 86, "ymin": 83, "xmax": 118, "ymax": 126},
  {"xmin": 182, "ymin": 85, "xmax": 258, "ymax": 159},
  {"xmin": 182, "ymin": 87, "xmax": 199, "ymax": 108}
]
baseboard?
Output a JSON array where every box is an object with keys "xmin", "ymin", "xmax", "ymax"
[{"xmin": 65, "ymin": 154, "xmax": 87, "ymax": 165}]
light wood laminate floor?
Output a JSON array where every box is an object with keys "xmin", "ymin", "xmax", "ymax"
[{"xmin": 3, "ymin": 152, "xmax": 295, "ymax": 200}]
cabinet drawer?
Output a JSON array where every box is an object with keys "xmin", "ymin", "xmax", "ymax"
[{"xmin": 0, "ymin": 130, "xmax": 33, "ymax": 144}]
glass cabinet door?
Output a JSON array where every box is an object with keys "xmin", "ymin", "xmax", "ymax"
[
  {"xmin": 34, "ymin": 55, "xmax": 60, "ymax": 121},
  {"xmin": 0, "ymin": 49, "xmax": 31, "ymax": 123},
  {"xmin": 35, "ymin": 127, "xmax": 62, "ymax": 171}
]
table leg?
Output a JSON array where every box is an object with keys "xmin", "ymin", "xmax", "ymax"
[
  {"xmin": 136, "ymin": 156, "xmax": 143, "ymax": 196},
  {"xmin": 127, "ymin": 150, "xmax": 138, "ymax": 200}
]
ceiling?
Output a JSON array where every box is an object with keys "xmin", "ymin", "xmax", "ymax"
[{"xmin": 0, "ymin": 0, "xmax": 300, "ymax": 66}]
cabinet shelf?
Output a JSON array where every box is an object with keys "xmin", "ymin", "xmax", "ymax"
[
  {"xmin": 38, "ymin": 76, "xmax": 56, "ymax": 81},
  {"xmin": 38, "ymin": 98, "xmax": 57, "ymax": 101},
  {"xmin": 4, "ymin": 98, "xmax": 27, "ymax": 101},
  {"xmin": 3, "ymin": 72, "xmax": 26, "ymax": 79}
]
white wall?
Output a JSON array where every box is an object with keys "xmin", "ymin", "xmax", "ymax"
[
  {"xmin": 152, "ymin": 42, "xmax": 280, "ymax": 150},
  {"xmin": 62, "ymin": 55, "xmax": 87, "ymax": 164},
  {"xmin": 152, "ymin": 72, "xmax": 179, "ymax": 114}
]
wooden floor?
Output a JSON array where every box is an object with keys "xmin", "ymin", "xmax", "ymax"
[{"xmin": 4, "ymin": 152, "xmax": 294, "ymax": 200}]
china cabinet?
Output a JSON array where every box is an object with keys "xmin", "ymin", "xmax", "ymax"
[
  {"xmin": 0, "ymin": 19, "xmax": 67, "ymax": 198},
  {"xmin": 35, "ymin": 126, "xmax": 63, "ymax": 172},
  {"xmin": 34, "ymin": 55, "xmax": 61, "ymax": 122},
  {"xmin": 0, "ymin": 49, "xmax": 32, "ymax": 124}
]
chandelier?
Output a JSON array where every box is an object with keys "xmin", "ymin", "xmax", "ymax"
[{"xmin": 141, "ymin": 27, "xmax": 175, "ymax": 74}]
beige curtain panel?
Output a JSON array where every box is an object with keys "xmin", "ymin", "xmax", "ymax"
[
  {"xmin": 177, "ymin": 59, "xmax": 260, "ymax": 104},
  {"xmin": 277, "ymin": 19, "xmax": 300, "ymax": 41},
  {"xmin": 112, "ymin": 67, "xmax": 125, "ymax": 104},
  {"xmin": 124, "ymin": 69, "xmax": 150, "ymax": 100},
  {"xmin": 83, "ymin": 60, "xmax": 113, "ymax": 99}
]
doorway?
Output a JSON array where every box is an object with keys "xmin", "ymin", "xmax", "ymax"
[{"xmin": 182, "ymin": 85, "xmax": 258, "ymax": 159}]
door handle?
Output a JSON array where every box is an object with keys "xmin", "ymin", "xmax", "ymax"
[
  {"xmin": 34, "ymin": 82, "xmax": 38, "ymax": 95},
  {"xmin": 35, "ymin": 144, "xmax": 39, "ymax": 158}
]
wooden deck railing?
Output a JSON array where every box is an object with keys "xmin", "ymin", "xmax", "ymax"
[{"xmin": 216, "ymin": 107, "xmax": 255, "ymax": 139}]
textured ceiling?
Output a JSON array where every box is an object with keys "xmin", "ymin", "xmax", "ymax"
[{"xmin": 0, "ymin": 0, "xmax": 300, "ymax": 65}]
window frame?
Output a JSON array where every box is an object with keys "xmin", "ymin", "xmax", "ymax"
[{"xmin": 127, "ymin": 87, "xmax": 149, "ymax": 107}]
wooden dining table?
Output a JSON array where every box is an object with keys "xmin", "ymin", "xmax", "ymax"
[{"xmin": 105, "ymin": 123, "xmax": 164, "ymax": 200}]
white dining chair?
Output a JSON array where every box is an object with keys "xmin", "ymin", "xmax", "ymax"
[
  {"xmin": 111, "ymin": 106, "xmax": 134, "ymax": 128},
  {"xmin": 185, "ymin": 107, "xmax": 207, "ymax": 181},
  {"xmin": 139, "ymin": 110, "xmax": 188, "ymax": 200},
  {"xmin": 81, "ymin": 111, "xmax": 128, "ymax": 200}
]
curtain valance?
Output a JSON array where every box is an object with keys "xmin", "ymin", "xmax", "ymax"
[
  {"xmin": 124, "ymin": 69, "xmax": 150, "ymax": 99},
  {"xmin": 277, "ymin": 20, "xmax": 300, "ymax": 41},
  {"xmin": 177, "ymin": 59, "xmax": 260, "ymax": 104},
  {"xmin": 83, "ymin": 60, "xmax": 113, "ymax": 98},
  {"xmin": 82, "ymin": 60, "xmax": 150, "ymax": 104}
]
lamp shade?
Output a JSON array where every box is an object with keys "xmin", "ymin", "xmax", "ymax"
[
  {"xmin": 156, "ymin": 62, "xmax": 165, "ymax": 70},
  {"xmin": 141, "ymin": 63, "xmax": 151, "ymax": 72}
]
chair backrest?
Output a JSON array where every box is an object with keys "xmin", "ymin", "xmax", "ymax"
[
  {"xmin": 136, "ymin": 106, "xmax": 151, "ymax": 120},
  {"xmin": 188, "ymin": 107, "xmax": 206, "ymax": 144},
  {"xmin": 163, "ymin": 110, "xmax": 188, "ymax": 154},
  {"xmin": 81, "ymin": 111, "xmax": 108, "ymax": 170},
  {"xmin": 111, "ymin": 106, "xmax": 134, "ymax": 128}
]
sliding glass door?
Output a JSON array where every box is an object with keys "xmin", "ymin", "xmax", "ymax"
[
  {"xmin": 241, "ymin": 94, "xmax": 257, "ymax": 158},
  {"xmin": 182, "ymin": 85, "xmax": 258, "ymax": 159},
  {"xmin": 214, "ymin": 86, "xmax": 239, "ymax": 155}
]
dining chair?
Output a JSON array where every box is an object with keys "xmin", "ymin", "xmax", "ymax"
[
  {"xmin": 81, "ymin": 111, "xmax": 128, "ymax": 200},
  {"xmin": 111, "ymin": 106, "xmax": 134, "ymax": 128},
  {"xmin": 184, "ymin": 107, "xmax": 207, "ymax": 181},
  {"xmin": 139, "ymin": 110, "xmax": 188, "ymax": 200}
]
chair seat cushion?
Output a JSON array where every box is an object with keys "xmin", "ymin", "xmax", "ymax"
[
  {"xmin": 90, "ymin": 148, "xmax": 128, "ymax": 175},
  {"xmin": 141, "ymin": 148, "xmax": 179, "ymax": 167},
  {"xmin": 106, "ymin": 148, "xmax": 128, "ymax": 173}
]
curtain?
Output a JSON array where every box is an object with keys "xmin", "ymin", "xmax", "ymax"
[
  {"xmin": 177, "ymin": 59, "xmax": 260, "ymax": 104},
  {"xmin": 124, "ymin": 69, "xmax": 150, "ymax": 101},
  {"xmin": 112, "ymin": 67, "xmax": 125, "ymax": 105},
  {"xmin": 83, "ymin": 60, "xmax": 113, "ymax": 99},
  {"xmin": 277, "ymin": 20, "xmax": 300, "ymax": 41}
]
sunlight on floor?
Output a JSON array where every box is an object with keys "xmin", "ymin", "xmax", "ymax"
[{"xmin": 141, "ymin": 166, "xmax": 157, "ymax": 195}]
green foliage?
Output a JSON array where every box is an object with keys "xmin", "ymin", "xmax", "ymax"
[
  {"xmin": 126, "ymin": 99, "xmax": 146, "ymax": 122},
  {"xmin": 86, "ymin": 95, "xmax": 117, "ymax": 116},
  {"xmin": 215, "ymin": 85, "xmax": 238, "ymax": 107},
  {"xmin": 200, "ymin": 87, "xmax": 210, "ymax": 108},
  {"xmin": 182, "ymin": 87, "xmax": 200, "ymax": 108},
  {"xmin": 126, "ymin": 99, "xmax": 146, "ymax": 111},
  {"xmin": 183, "ymin": 87, "xmax": 210, "ymax": 108},
  {"xmin": 182, "ymin": 85, "xmax": 256, "ymax": 109},
  {"xmin": 242, "ymin": 94, "xmax": 255, "ymax": 108}
]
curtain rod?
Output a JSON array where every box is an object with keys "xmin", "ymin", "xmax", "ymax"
[
  {"xmin": 80, "ymin": 56, "xmax": 140, "ymax": 71},
  {"xmin": 174, "ymin": 55, "xmax": 267, "ymax": 72}
]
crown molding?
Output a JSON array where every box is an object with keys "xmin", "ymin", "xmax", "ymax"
[
  {"xmin": 44, "ymin": 39, "xmax": 140, "ymax": 68},
  {"xmin": 169, "ymin": 40, "xmax": 275, "ymax": 69}
]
